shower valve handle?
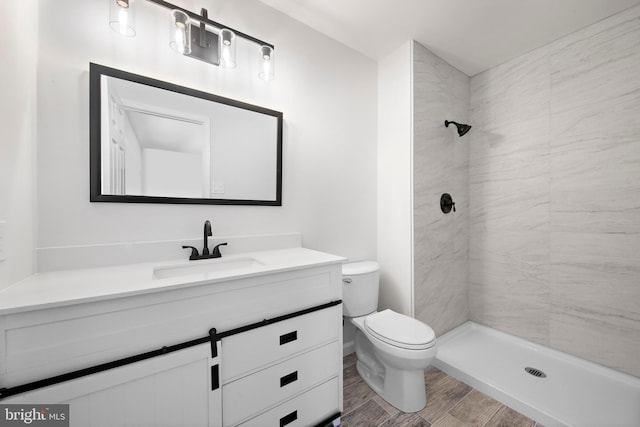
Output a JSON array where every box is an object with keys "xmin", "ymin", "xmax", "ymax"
[{"xmin": 440, "ymin": 193, "xmax": 456, "ymax": 214}]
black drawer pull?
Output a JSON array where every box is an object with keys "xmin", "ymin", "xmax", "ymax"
[
  {"xmin": 280, "ymin": 371, "xmax": 298, "ymax": 387},
  {"xmin": 280, "ymin": 410, "xmax": 297, "ymax": 427},
  {"xmin": 280, "ymin": 331, "xmax": 298, "ymax": 345}
]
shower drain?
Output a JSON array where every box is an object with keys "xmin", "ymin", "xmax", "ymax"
[{"xmin": 525, "ymin": 367, "xmax": 547, "ymax": 378}]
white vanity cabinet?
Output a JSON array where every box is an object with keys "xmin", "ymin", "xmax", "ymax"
[{"xmin": 0, "ymin": 248, "xmax": 344, "ymax": 427}]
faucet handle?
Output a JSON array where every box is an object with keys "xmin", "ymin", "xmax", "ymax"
[
  {"xmin": 212, "ymin": 243, "xmax": 227, "ymax": 258},
  {"xmin": 182, "ymin": 245, "xmax": 200, "ymax": 261}
]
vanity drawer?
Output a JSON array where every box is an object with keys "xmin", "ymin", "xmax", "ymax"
[
  {"xmin": 221, "ymin": 304, "xmax": 341, "ymax": 382},
  {"xmin": 237, "ymin": 377, "xmax": 340, "ymax": 427},
  {"xmin": 223, "ymin": 341, "xmax": 340, "ymax": 426}
]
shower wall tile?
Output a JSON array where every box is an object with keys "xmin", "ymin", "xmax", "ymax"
[
  {"xmin": 469, "ymin": 175, "xmax": 549, "ymax": 232},
  {"xmin": 469, "ymin": 41, "xmax": 551, "ymax": 345},
  {"xmin": 549, "ymin": 16, "xmax": 640, "ymax": 235},
  {"xmin": 469, "ymin": 267, "xmax": 549, "ymax": 346},
  {"xmin": 415, "ymin": 256, "xmax": 469, "ymax": 336},
  {"xmin": 470, "ymin": 47, "xmax": 550, "ymax": 131},
  {"xmin": 413, "ymin": 41, "xmax": 470, "ymax": 336},
  {"xmin": 549, "ymin": 257, "xmax": 640, "ymax": 376},
  {"xmin": 469, "ymin": 228, "xmax": 550, "ymax": 345},
  {"xmin": 470, "ymin": 227, "xmax": 549, "ymax": 269},
  {"xmin": 547, "ymin": 3, "xmax": 640, "ymax": 378},
  {"xmin": 549, "ymin": 254, "xmax": 640, "ymax": 320},
  {"xmin": 551, "ymin": 231, "xmax": 640, "ymax": 263},
  {"xmin": 469, "ymin": 3, "xmax": 640, "ymax": 378},
  {"xmin": 548, "ymin": 6, "xmax": 640, "ymax": 116}
]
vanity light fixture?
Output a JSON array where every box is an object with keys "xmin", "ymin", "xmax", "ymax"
[{"xmin": 108, "ymin": 0, "xmax": 275, "ymax": 80}]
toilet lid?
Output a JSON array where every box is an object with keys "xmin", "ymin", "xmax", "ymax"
[
  {"xmin": 342, "ymin": 261, "xmax": 379, "ymax": 275},
  {"xmin": 364, "ymin": 309, "xmax": 436, "ymax": 350}
]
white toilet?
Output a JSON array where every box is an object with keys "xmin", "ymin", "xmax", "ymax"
[{"xmin": 342, "ymin": 261, "xmax": 437, "ymax": 413}]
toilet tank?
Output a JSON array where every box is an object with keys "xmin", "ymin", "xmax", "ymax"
[{"xmin": 342, "ymin": 261, "xmax": 380, "ymax": 317}]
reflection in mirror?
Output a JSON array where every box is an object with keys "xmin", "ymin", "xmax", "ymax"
[{"xmin": 90, "ymin": 63, "xmax": 283, "ymax": 205}]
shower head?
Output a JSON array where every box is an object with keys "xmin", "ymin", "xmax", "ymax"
[{"xmin": 445, "ymin": 120, "xmax": 472, "ymax": 137}]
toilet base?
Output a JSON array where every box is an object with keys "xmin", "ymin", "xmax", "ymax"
[
  {"xmin": 356, "ymin": 358, "xmax": 427, "ymax": 413},
  {"xmin": 354, "ymin": 327, "xmax": 430, "ymax": 413}
]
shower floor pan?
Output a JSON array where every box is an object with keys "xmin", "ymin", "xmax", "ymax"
[{"xmin": 433, "ymin": 322, "xmax": 640, "ymax": 427}]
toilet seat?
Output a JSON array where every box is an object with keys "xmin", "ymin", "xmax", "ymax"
[{"xmin": 364, "ymin": 309, "xmax": 436, "ymax": 350}]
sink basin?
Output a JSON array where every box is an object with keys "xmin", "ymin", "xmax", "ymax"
[{"xmin": 153, "ymin": 257, "xmax": 262, "ymax": 280}]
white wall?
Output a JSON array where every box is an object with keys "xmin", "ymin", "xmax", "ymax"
[
  {"xmin": 35, "ymin": 0, "xmax": 377, "ymax": 268},
  {"xmin": 377, "ymin": 41, "xmax": 413, "ymax": 316},
  {"xmin": 0, "ymin": 0, "xmax": 38, "ymax": 290}
]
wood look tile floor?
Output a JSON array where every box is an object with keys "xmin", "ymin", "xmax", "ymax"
[{"xmin": 341, "ymin": 354, "xmax": 539, "ymax": 427}]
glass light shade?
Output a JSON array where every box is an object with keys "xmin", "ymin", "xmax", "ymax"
[
  {"xmin": 258, "ymin": 46, "xmax": 275, "ymax": 81},
  {"xmin": 218, "ymin": 29, "xmax": 237, "ymax": 69},
  {"xmin": 169, "ymin": 10, "xmax": 191, "ymax": 55},
  {"xmin": 109, "ymin": 0, "xmax": 136, "ymax": 37}
]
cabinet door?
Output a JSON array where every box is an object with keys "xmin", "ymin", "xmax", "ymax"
[{"xmin": 2, "ymin": 343, "xmax": 221, "ymax": 427}]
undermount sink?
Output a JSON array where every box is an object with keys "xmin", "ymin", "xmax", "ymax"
[{"xmin": 153, "ymin": 257, "xmax": 263, "ymax": 280}]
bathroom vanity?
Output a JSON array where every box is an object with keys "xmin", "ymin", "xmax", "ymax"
[{"xmin": 0, "ymin": 248, "xmax": 344, "ymax": 426}]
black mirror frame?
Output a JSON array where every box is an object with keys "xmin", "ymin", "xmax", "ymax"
[{"xmin": 89, "ymin": 63, "xmax": 283, "ymax": 206}]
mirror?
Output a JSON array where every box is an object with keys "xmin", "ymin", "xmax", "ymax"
[{"xmin": 90, "ymin": 63, "xmax": 283, "ymax": 205}]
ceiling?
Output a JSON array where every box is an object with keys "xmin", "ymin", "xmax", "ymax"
[{"xmin": 258, "ymin": 0, "xmax": 640, "ymax": 76}]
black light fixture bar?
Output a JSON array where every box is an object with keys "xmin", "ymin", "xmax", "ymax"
[{"xmin": 146, "ymin": 0, "xmax": 274, "ymax": 49}]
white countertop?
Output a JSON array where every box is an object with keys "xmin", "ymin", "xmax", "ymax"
[{"xmin": 0, "ymin": 247, "xmax": 345, "ymax": 316}]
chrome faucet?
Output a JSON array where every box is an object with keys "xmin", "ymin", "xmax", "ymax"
[{"xmin": 182, "ymin": 220, "xmax": 227, "ymax": 260}]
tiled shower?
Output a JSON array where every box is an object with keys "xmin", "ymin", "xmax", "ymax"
[{"xmin": 413, "ymin": 4, "xmax": 640, "ymax": 378}]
